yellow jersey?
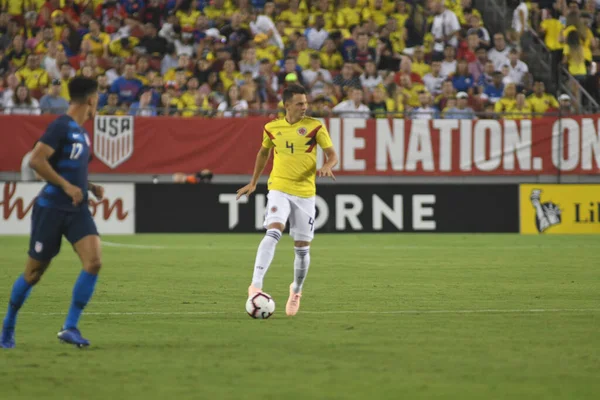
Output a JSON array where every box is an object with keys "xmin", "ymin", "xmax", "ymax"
[
  {"xmin": 176, "ymin": 10, "xmax": 201, "ymax": 29},
  {"xmin": 278, "ymin": 10, "xmax": 307, "ymax": 29},
  {"xmin": 505, "ymin": 104, "xmax": 533, "ymax": 120},
  {"xmin": 527, "ymin": 93, "xmax": 559, "ymax": 115},
  {"xmin": 82, "ymin": 32, "xmax": 111, "ymax": 58},
  {"xmin": 262, "ymin": 117, "xmax": 334, "ymax": 198},
  {"xmin": 540, "ymin": 19, "xmax": 563, "ymax": 51},
  {"xmin": 494, "ymin": 98, "xmax": 516, "ymax": 114},
  {"xmin": 16, "ymin": 67, "xmax": 49, "ymax": 90},
  {"xmin": 562, "ymin": 26, "xmax": 593, "ymax": 61}
]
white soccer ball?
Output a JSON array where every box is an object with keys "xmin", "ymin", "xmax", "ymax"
[{"xmin": 246, "ymin": 292, "xmax": 275, "ymax": 319}]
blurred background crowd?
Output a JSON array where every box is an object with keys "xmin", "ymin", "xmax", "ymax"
[{"xmin": 0, "ymin": 0, "xmax": 597, "ymax": 119}]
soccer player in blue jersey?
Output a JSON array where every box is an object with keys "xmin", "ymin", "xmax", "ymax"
[{"xmin": 1, "ymin": 77, "xmax": 104, "ymax": 349}]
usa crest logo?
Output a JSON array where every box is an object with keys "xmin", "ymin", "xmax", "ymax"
[
  {"xmin": 94, "ymin": 116, "xmax": 134, "ymax": 169},
  {"xmin": 530, "ymin": 189, "xmax": 562, "ymax": 233},
  {"xmin": 34, "ymin": 241, "xmax": 43, "ymax": 253},
  {"xmin": 297, "ymin": 127, "xmax": 307, "ymax": 136}
]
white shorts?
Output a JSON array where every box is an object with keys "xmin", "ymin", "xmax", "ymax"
[{"xmin": 263, "ymin": 190, "xmax": 316, "ymax": 241}]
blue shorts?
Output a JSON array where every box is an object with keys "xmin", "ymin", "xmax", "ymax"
[{"xmin": 28, "ymin": 203, "xmax": 99, "ymax": 261}]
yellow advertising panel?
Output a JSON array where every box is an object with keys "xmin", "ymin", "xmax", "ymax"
[{"xmin": 520, "ymin": 184, "xmax": 600, "ymax": 234}]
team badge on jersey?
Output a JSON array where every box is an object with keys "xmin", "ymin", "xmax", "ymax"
[
  {"xmin": 297, "ymin": 127, "xmax": 307, "ymax": 136},
  {"xmin": 94, "ymin": 115, "xmax": 134, "ymax": 169},
  {"xmin": 34, "ymin": 241, "xmax": 43, "ymax": 253}
]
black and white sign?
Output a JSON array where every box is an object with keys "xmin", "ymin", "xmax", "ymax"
[
  {"xmin": 136, "ymin": 184, "xmax": 519, "ymax": 233},
  {"xmin": 94, "ymin": 115, "xmax": 134, "ymax": 169}
]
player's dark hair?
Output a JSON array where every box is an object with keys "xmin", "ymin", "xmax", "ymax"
[
  {"xmin": 282, "ymin": 85, "xmax": 307, "ymax": 104},
  {"xmin": 68, "ymin": 76, "xmax": 98, "ymax": 104}
]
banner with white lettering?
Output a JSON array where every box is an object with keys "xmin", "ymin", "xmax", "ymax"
[
  {"xmin": 0, "ymin": 182, "xmax": 135, "ymax": 235},
  {"xmin": 1, "ymin": 116, "xmax": 598, "ymax": 176},
  {"xmin": 135, "ymin": 184, "xmax": 519, "ymax": 233}
]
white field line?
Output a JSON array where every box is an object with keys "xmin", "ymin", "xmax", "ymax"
[
  {"xmin": 101, "ymin": 241, "xmax": 599, "ymax": 251},
  {"xmin": 20, "ymin": 308, "xmax": 600, "ymax": 316}
]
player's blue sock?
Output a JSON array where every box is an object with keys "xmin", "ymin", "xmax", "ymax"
[
  {"xmin": 64, "ymin": 270, "xmax": 98, "ymax": 330},
  {"xmin": 3, "ymin": 275, "xmax": 33, "ymax": 329}
]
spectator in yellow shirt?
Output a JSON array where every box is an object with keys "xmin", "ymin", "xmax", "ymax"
[
  {"xmin": 295, "ymin": 36, "xmax": 317, "ymax": 69},
  {"xmin": 308, "ymin": 0, "xmax": 336, "ymax": 31},
  {"xmin": 6, "ymin": 35, "xmax": 29, "ymax": 70},
  {"xmin": 362, "ymin": 0, "xmax": 388, "ymax": 28},
  {"xmin": 561, "ymin": 11, "xmax": 594, "ymax": 62},
  {"xmin": 527, "ymin": 81, "xmax": 559, "ymax": 116},
  {"xmin": 219, "ymin": 59, "xmax": 243, "ymax": 92},
  {"xmin": 176, "ymin": 3, "xmax": 201, "ymax": 30},
  {"xmin": 563, "ymin": 30, "xmax": 588, "ymax": 80},
  {"xmin": 254, "ymin": 33, "xmax": 282, "ymax": 66},
  {"xmin": 82, "ymin": 20, "xmax": 110, "ymax": 58},
  {"xmin": 494, "ymin": 82, "xmax": 517, "ymax": 115},
  {"xmin": 398, "ymin": 74, "xmax": 426, "ymax": 108},
  {"xmin": 99, "ymin": 93, "xmax": 128, "ymax": 116},
  {"xmin": 337, "ymin": 0, "xmax": 362, "ymax": 29},
  {"xmin": 164, "ymin": 54, "xmax": 193, "ymax": 82},
  {"xmin": 539, "ymin": 8, "xmax": 563, "ymax": 52},
  {"xmin": 178, "ymin": 76, "xmax": 201, "ymax": 112},
  {"xmin": 135, "ymin": 56, "xmax": 151, "ymax": 85},
  {"xmin": 109, "ymin": 36, "xmax": 140, "ymax": 58},
  {"xmin": 392, "ymin": 0, "xmax": 410, "ymax": 29},
  {"xmin": 320, "ymin": 38, "xmax": 344, "ymax": 70},
  {"xmin": 16, "ymin": 54, "xmax": 49, "ymax": 91},
  {"xmin": 278, "ymin": 0, "xmax": 306, "ymax": 29},
  {"xmin": 203, "ymin": 0, "xmax": 231, "ymax": 29},
  {"xmin": 50, "ymin": 9, "xmax": 66, "ymax": 41},
  {"xmin": 411, "ymin": 47, "xmax": 431, "ymax": 78},
  {"xmin": 35, "ymin": 27, "xmax": 64, "ymax": 55},
  {"xmin": 179, "ymin": 90, "xmax": 212, "ymax": 117},
  {"xmin": 58, "ymin": 63, "xmax": 73, "ymax": 100},
  {"xmin": 506, "ymin": 93, "xmax": 532, "ymax": 120},
  {"xmin": 5, "ymin": 0, "xmax": 25, "ymax": 17}
]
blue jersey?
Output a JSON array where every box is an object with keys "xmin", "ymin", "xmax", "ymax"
[{"xmin": 36, "ymin": 115, "xmax": 91, "ymax": 212}]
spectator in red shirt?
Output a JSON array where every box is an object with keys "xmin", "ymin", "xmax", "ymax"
[
  {"xmin": 95, "ymin": 0, "xmax": 128, "ymax": 27},
  {"xmin": 458, "ymin": 31, "xmax": 479, "ymax": 63},
  {"xmin": 37, "ymin": 0, "xmax": 61, "ymax": 28},
  {"xmin": 394, "ymin": 56, "xmax": 424, "ymax": 86},
  {"xmin": 348, "ymin": 32, "xmax": 376, "ymax": 71}
]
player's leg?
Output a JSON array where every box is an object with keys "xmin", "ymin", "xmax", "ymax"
[
  {"xmin": 249, "ymin": 190, "xmax": 291, "ymax": 296},
  {"xmin": 285, "ymin": 196, "xmax": 316, "ymax": 316},
  {"xmin": 57, "ymin": 208, "xmax": 100, "ymax": 347},
  {"xmin": 2, "ymin": 204, "xmax": 62, "ymax": 349}
]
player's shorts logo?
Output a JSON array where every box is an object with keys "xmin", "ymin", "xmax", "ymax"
[
  {"xmin": 297, "ymin": 127, "xmax": 307, "ymax": 136},
  {"xmin": 93, "ymin": 116, "xmax": 134, "ymax": 169},
  {"xmin": 34, "ymin": 241, "xmax": 43, "ymax": 253},
  {"xmin": 270, "ymin": 206, "xmax": 278, "ymax": 213}
]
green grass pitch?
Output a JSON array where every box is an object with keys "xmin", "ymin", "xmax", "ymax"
[{"xmin": 0, "ymin": 234, "xmax": 599, "ymax": 400}]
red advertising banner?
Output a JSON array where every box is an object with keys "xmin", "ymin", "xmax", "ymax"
[{"xmin": 1, "ymin": 115, "xmax": 599, "ymax": 175}]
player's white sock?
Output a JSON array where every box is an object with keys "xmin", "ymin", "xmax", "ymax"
[
  {"xmin": 292, "ymin": 246, "xmax": 310, "ymax": 293},
  {"xmin": 251, "ymin": 229, "xmax": 282, "ymax": 289}
]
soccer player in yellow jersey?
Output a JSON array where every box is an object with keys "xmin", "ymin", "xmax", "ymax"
[{"xmin": 236, "ymin": 85, "xmax": 338, "ymax": 316}]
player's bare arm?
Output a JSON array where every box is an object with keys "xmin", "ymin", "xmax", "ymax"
[
  {"xmin": 236, "ymin": 146, "xmax": 272, "ymax": 200},
  {"xmin": 29, "ymin": 142, "xmax": 83, "ymax": 205},
  {"xmin": 317, "ymin": 147, "xmax": 338, "ymax": 181},
  {"xmin": 88, "ymin": 182, "xmax": 104, "ymax": 200}
]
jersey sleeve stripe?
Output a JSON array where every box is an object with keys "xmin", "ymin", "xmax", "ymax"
[
  {"xmin": 305, "ymin": 125, "xmax": 320, "ymax": 153},
  {"xmin": 265, "ymin": 129, "xmax": 275, "ymax": 140},
  {"xmin": 306, "ymin": 126, "xmax": 320, "ymax": 138}
]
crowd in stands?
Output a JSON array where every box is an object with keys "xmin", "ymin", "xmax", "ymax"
[{"xmin": 0, "ymin": 0, "xmax": 587, "ymax": 120}]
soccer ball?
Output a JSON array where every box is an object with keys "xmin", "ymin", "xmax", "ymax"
[{"xmin": 246, "ymin": 292, "xmax": 275, "ymax": 319}]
